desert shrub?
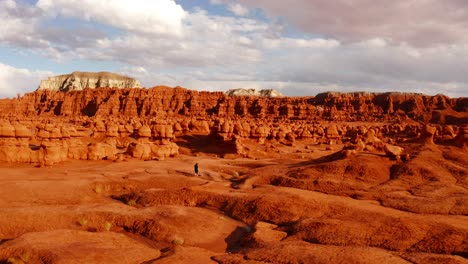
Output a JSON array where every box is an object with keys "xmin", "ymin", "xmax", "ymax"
[
  {"xmin": 7, "ymin": 252, "xmax": 30, "ymax": 263},
  {"xmin": 78, "ymin": 218, "xmax": 88, "ymax": 227},
  {"xmin": 94, "ymin": 184, "xmax": 103, "ymax": 194},
  {"xmin": 172, "ymin": 236, "xmax": 184, "ymax": 245},
  {"xmin": 103, "ymin": 221, "xmax": 113, "ymax": 231},
  {"xmin": 94, "ymin": 183, "xmax": 110, "ymax": 194},
  {"xmin": 20, "ymin": 253, "xmax": 30, "ymax": 263}
]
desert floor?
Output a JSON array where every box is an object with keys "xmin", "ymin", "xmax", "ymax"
[{"xmin": 0, "ymin": 142, "xmax": 467, "ymax": 264}]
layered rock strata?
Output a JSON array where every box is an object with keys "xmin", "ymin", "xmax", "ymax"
[
  {"xmin": 0, "ymin": 87, "xmax": 466, "ymax": 164},
  {"xmin": 38, "ymin": 71, "xmax": 141, "ymax": 92},
  {"xmin": 225, "ymin": 88, "xmax": 284, "ymax": 97},
  {"xmin": 1, "ymin": 88, "xmax": 466, "ymax": 124}
]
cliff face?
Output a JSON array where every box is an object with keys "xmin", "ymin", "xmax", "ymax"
[
  {"xmin": 0, "ymin": 87, "xmax": 466, "ymax": 164},
  {"xmin": 37, "ymin": 71, "xmax": 141, "ymax": 92},
  {"xmin": 226, "ymin": 88, "xmax": 284, "ymax": 97},
  {"xmin": 2, "ymin": 87, "xmax": 466, "ymax": 124}
]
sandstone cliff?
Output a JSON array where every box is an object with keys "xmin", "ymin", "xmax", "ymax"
[
  {"xmin": 0, "ymin": 87, "xmax": 466, "ymax": 164},
  {"xmin": 37, "ymin": 71, "xmax": 141, "ymax": 92},
  {"xmin": 226, "ymin": 88, "xmax": 284, "ymax": 97},
  {"xmin": 3, "ymin": 87, "xmax": 466, "ymax": 124}
]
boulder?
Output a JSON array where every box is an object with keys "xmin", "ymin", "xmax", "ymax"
[
  {"xmin": 138, "ymin": 125, "xmax": 152, "ymax": 138},
  {"xmin": 190, "ymin": 120, "xmax": 210, "ymax": 134},
  {"xmin": 150, "ymin": 143, "xmax": 179, "ymax": 159},
  {"xmin": 41, "ymin": 141, "xmax": 68, "ymax": 166},
  {"xmin": 384, "ymin": 144, "xmax": 404, "ymax": 158},
  {"xmin": 251, "ymin": 221, "xmax": 288, "ymax": 245},
  {"xmin": 152, "ymin": 124, "xmax": 174, "ymax": 139},
  {"xmin": 127, "ymin": 142, "xmax": 152, "ymax": 160},
  {"xmin": 87, "ymin": 143, "xmax": 117, "ymax": 160}
]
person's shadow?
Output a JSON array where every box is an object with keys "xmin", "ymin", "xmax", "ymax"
[{"xmin": 175, "ymin": 170, "xmax": 196, "ymax": 177}]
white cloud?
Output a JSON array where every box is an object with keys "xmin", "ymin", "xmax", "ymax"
[
  {"xmin": 362, "ymin": 38, "xmax": 387, "ymax": 48},
  {"xmin": 236, "ymin": 0, "xmax": 468, "ymax": 47},
  {"xmin": 262, "ymin": 37, "xmax": 340, "ymax": 49},
  {"xmin": 0, "ymin": 0, "xmax": 44, "ymax": 47},
  {"xmin": 1, "ymin": 0, "xmax": 467, "ymax": 98},
  {"xmin": 228, "ymin": 3, "xmax": 249, "ymax": 16},
  {"xmin": 0, "ymin": 63, "xmax": 54, "ymax": 98},
  {"xmin": 44, "ymin": 9, "xmax": 267, "ymax": 71},
  {"xmin": 209, "ymin": 0, "xmax": 224, "ymax": 5},
  {"xmin": 36, "ymin": 0, "xmax": 187, "ymax": 36},
  {"xmin": 256, "ymin": 39, "xmax": 468, "ymax": 90}
]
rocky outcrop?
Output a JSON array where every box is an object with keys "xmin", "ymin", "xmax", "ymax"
[
  {"xmin": 226, "ymin": 88, "xmax": 284, "ymax": 97},
  {"xmin": 2, "ymin": 88, "xmax": 466, "ymax": 125},
  {"xmin": 0, "ymin": 87, "xmax": 466, "ymax": 164},
  {"xmin": 37, "ymin": 71, "xmax": 141, "ymax": 92},
  {"xmin": 0, "ymin": 120, "xmax": 34, "ymax": 163},
  {"xmin": 0, "ymin": 117, "xmax": 180, "ymax": 165}
]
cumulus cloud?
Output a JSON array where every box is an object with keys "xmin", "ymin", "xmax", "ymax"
[
  {"xmin": 0, "ymin": 0, "xmax": 45, "ymax": 48},
  {"xmin": 0, "ymin": 0, "xmax": 467, "ymax": 98},
  {"xmin": 0, "ymin": 63, "xmax": 54, "ymax": 98},
  {"xmin": 41, "ymin": 9, "xmax": 267, "ymax": 71},
  {"xmin": 262, "ymin": 37, "xmax": 340, "ymax": 49},
  {"xmin": 118, "ymin": 66, "xmax": 178, "ymax": 88},
  {"xmin": 236, "ymin": 0, "xmax": 468, "ymax": 47},
  {"xmin": 251, "ymin": 39, "xmax": 468, "ymax": 97},
  {"xmin": 228, "ymin": 3, "xmax": 249, "ymax": 16},
  {"xmin": 36, "ymin": 0, "xmax": 187, "ymax": 36}
]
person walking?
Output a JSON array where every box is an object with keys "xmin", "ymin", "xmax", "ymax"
[{"xmin": 194, "ymin": 163, "xmax": 199, "ymax": 176}]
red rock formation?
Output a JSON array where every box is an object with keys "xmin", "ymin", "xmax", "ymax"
[
  {"xmin": 0, "ymin": 87, "xmax": 466, "ymax": 163},
  {"xmin": 1, "ymin": 88, "xmax": 465, "ymax": 124}
]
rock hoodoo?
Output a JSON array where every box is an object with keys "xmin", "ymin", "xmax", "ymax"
[
  {"xmin": 37, "ymin": 71, "xmax": 141, "ymax": 92},
  {"xmin": 0, "ymin": 86, "xmax": 466, "ymax": 164}
]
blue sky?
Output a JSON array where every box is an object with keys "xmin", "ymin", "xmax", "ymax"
[{"xmin": 1, "ymin": 0, "xmax": 467, "ymax": 98}]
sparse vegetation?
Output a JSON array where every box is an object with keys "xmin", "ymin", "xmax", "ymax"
[
  {"xmin": 78, "ymin": 218, "xmax": 88, "ymax": 227},
  {"xmin": 172, "ymin": 236, "xmax": 184, "ymax": 245},
  {"xmin": 127, "ymin": 199, "xmax": 137, "ymax": 206},
  {"xmin": 94, "ymin": 183, "xmax": 110, "ymax": 194},
  {"xmin": 94, "ymin": 184, "xmax": 103, "ymax": 194},
  {"xmin": 103, "ymin": 221, "xmax": 113, "ymax": 231},
  {"xmin": 7, "ymin": 252, "xmax": 30, "ymax": 263},
  {"xmin": 19, "ymin": 252, "xmax": 30, "ymax": 263}
]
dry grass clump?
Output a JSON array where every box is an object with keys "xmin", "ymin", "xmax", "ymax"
[{"xmin": 103, "ymin": 221, "xmax": 113, "ymax": 231}]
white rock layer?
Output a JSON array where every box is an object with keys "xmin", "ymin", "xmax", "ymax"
[
  {"xmin": 38, "ymin": 71, "xmax": 141, "ymax": 91},
  {"xmin": 225, "ymin": 88, "xmax": 285, "ymax": 97}
]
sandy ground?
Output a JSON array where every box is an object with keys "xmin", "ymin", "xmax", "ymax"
[{"xmin": 0, "ymin": 142, "xmax": 467, "ymax": 263}]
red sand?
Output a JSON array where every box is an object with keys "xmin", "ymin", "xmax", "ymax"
[{"xmin": 0, "ymin": 144, "xmax": 467, "ymax": 263}]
